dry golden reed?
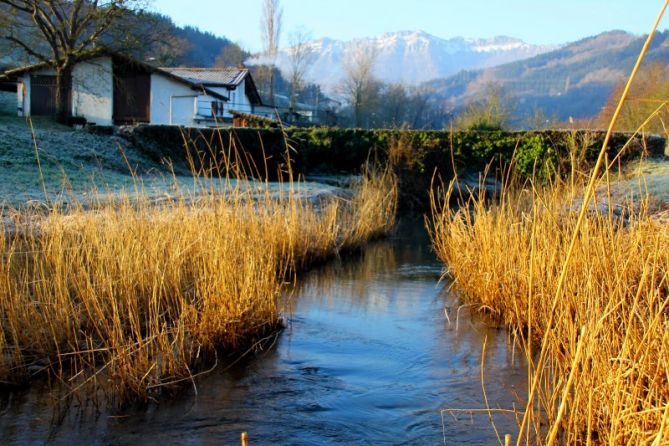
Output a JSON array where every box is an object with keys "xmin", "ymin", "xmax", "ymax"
[
  {"xmin": 431, "ymin": 171, "xmax": 669, "ymax": 444},
  {"xmin": 0, "ymin": 143, "xmax": 397, "ymax": 405}
]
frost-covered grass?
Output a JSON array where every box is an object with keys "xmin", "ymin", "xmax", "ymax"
[
  {"xmin": 0, "ymin": 116, "xmax": 160, "ymax": 204},
  {"xmin": 0, "ymin": 91, "xmax": 14, "ymax": 116},
  {"xmin": 588, "ymin": 157, "xmax": 669, "ymax": 215},
  {"xmin": 0, "ymin": 117, "xmax": 342, "ymax": 206},
  {"xmin": 618, "ymin": 157, "xmax": 669, "ymax": 207}
]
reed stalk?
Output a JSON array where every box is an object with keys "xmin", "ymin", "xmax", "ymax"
[{"xmin": 430, "ymin": 156, "xmax": 669, "ymax": 444}]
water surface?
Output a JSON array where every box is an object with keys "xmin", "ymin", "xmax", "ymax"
[{"xmin": 0, "ymin": 220, "xmax": 526, "ymax": 445}]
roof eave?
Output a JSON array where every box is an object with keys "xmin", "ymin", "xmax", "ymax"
[
  {"xmin": 184, "ymin": 84, "xmax": 229, "ymax": 102},
  {"xmin": 201, "ymin": 82, "xmax": 236, "ymax": 88},
  {"xmin": 0, "ymin": 46, "xmax": 112, "ymax": 81},
  {"xmin": 0, "ymin": 61, "xmax": 51, "ymax": 81}
]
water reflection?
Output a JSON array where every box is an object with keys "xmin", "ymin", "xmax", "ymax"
[{"xmin": 0, "ymin": 219, "xmax": 526, "ymax": 445}]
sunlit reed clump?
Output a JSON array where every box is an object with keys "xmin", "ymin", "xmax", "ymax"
[
  {"xmin": 430, "ymin": 162, "xmax": 669, "ymax": 444},
  {"xmin": 0, "ymin": 139, "xmax": 397, "ymax": 405}
]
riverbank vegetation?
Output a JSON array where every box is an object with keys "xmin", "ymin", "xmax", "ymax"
[
  {"xmin": 431, "ymin": 167, "xmax": 668, "ymax": 444},
  {"xmin": 0, "ymin": 137, "xmax": 397, "ymax": 405}
]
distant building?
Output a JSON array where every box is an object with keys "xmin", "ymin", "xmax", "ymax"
[{"xmin": 0, "ymin": 51, "xmax": 275, "ymax": 127}]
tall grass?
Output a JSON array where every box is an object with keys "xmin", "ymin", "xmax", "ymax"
[
  {"xmin": 0, "ymin": 132, "xmax": 397, "ymax": 405},
  {"xmin": 430, "ymin": 168, "xmax": 669, "ymax": 444}
]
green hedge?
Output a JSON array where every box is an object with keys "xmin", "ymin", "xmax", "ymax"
[
  {"xmin": 124, "ymin": 126, "xmax": 292, "ymax": 179},
  {"xmin": 128, "ymin": 126, "xmax": 665, "ymax": 175},
  {"xmin": 125, "ymin": 126, "xmax": 666, "ymax": 209}
]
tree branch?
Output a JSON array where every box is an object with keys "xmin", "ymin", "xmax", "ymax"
[
  {"xmin": 33, "ymin": 2, "xmax": 68, "ymax": 53},
  {"xmin": 43, "ymin": 0, "xmax": 70, "ymax": 48},
  {"xmin": 0, "ymin": 0, "xmax": 32, "ymax": 14},
  {"xmin": 68, "ymin": 0, "xmax": 85, "ymax": 45},
  {"xmin": 75, "ymin": 5, "xmax": 121, "ymax": 52},
  {"xmin": 4, "ymin": 0, "xmax": 143, "ymax": 67}
]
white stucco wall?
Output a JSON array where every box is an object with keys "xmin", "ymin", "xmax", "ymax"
[
  {"xmin": 171, "ymin": 96, "xmax": 197, "ymax": 126},
  {"xmin": 228, "ymin": 80, "xmax": 254, "ymax": 117},
  {"xmin": 208, "ymin": 86, "xmax": 230, "ymax": 100},
  {"xmin": 71, "ymin": 56, "xmax": 113, "ymax": 125},
  {"xmin": 151, "ymin": 73, "xmax": 198, "ymax": 126}
]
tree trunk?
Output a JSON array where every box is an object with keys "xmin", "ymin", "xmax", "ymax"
[
  {"xmin": 54, "ymin": 65, "xmax": 72, "ymax": 123},
  {"xmin": 268, "ymin": 67, "xmax": 275, "ymax": 107},
  {"xmin": 289, "ymin": 84, "xmax": 298, "ymax": 117},
  {"xmin": 354, "ymin": 89, "xmax": 363, "ymax": 128}
]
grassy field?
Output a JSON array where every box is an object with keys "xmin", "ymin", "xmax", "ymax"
[
  {"xmin": 430, "ymin": 157, "xmax": 669, "ymax": 444},
  {"xmin": 0, "ymin": 117, "xmax": 343, "ymax": 207},
  {"xmin": 0, "ymin": 116, "xmax": 163, "ymax": 204},
  {"xmin": 0, "ymin": 117, "xmax": 398, "ymax": 404},
  {"xmin": 0, "ymin": 91, "xmax": 14, "ymax": 116}
]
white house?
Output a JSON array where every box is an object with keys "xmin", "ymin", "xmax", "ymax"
[{"xmin": 1, "ymin": 52, "xmax": 274, "ymax": 127}]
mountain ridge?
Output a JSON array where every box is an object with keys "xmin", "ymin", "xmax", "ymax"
[
  {"xmin": 423, "ymin": 30, "xmax": 669, "ymax": 123},
  {"xmin": 266, "ymin": 30, "xmax": 559, "ymax": 90}
]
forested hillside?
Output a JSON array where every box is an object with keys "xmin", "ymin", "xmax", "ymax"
[{"xmin": 425, "ymin": 30, "xmax": 669, "ymax": 123}]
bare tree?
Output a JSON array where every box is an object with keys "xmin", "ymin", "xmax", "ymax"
[
  {"xmin": 453, "ymin": 83, "xmax": 513, "ymax": 131},
  {"xmin": 0, "ymin": 0, "xmax": 145, "ymax": 121},
  {"xmin": 597, "ymin": 62, "xmax": 669, "ymax": 133},
  {"xmin": 286, "ymin": 28, "xmax": 314, "ymax": 110},
  {"xmin": 378, "ymin": 83, "xmax": 408, "ymax": 128},
  {"xmin": 404, "ymin": 87, "xmax": 431, "ymax": 128},
  {"xmin": 259, "ymin": 0, "xmax": 282, "ymax": 104},
  {"xmin": 341, "ymin": 43, "xmax": 380, "ymax": 128}
]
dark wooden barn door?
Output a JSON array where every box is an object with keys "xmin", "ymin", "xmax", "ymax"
[
  {"xmin": 113, "ymin": 67, "xmax": 151, "ymax": 124},
  {"xmin": 31, "ymin": 75, "xmax": 70, "ymax": 116}
]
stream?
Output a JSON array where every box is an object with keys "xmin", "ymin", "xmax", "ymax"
[{"xmin": 0, "ymin": 220, "xmax": 527, "ymax": 445}]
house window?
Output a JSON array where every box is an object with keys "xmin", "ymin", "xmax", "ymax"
[{"xmin": 211, "ymin": 100, "xmax": 225, "ymax": 117}]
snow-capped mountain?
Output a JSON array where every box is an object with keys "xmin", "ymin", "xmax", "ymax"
[{"xmin": 265, "ymin": 31, "xmax": 559, "ymax": 91}]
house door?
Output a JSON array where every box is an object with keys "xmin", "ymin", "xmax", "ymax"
[
  {"xmin": 31, "ymin": 75, "xmax": 70, "ymax": 116},
  {"xmin": 113, "ymin": 71, "xmax": 151, "ymax": 124}
]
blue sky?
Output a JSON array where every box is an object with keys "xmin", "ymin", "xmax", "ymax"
[{"xmin": 151, "ymin": 0, "xmax": 667, "ymax": 52}]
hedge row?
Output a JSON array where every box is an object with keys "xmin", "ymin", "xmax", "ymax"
[
  {"xmin": 125, "ymin": 126, "xmax": 665, "ymax": 173},
  {"xmin": 120, "ymin": 126, "xmax": 666, "ymax": 209}
]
